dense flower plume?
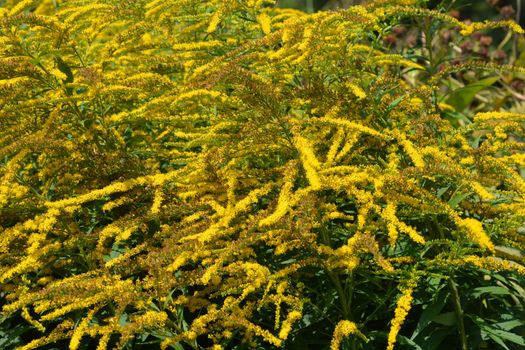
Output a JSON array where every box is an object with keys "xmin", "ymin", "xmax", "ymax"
[{"xmin": 0, "ymin": 0, "xmax": 524, "ymax": 349}]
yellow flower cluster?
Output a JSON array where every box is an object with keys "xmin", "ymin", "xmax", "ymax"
[
  {"xmin": 330, "ymin": 320, "xmax": 366, "ymax": 350},
  {"xmin": 257, "ymin": 13, "xmax": 272, "ymax": 35},
  {"xmin": 346, "ymin": 82, "xmax": 367, "ymax": 100},
  {"xmin": 293, "ymin": 133, "xmax": 322, "ymax": 190},
  {"xmin": 458, "ymin": 218, "xmax": 495, "ymax": 252},
  {"xmin": 46, "ymin": 171, "xmax": 180, "ymax": 210},
  {"xmin": 69, "ymin": 309, "xmax": 97, "ymax": 350},
  {"xmin": 259, "ymin": 161, "xmax": 299, "ymax": 226},
  {"xmin": 1, "ymin": 0, "xmax": 525, "ymax": 349},
  {"xmin": 21, "ymin": 307, "xmax": 46, "ymax": 333},
  {"xmin": 461, "ymin": 255, "xmax": 525, "ymax": 275},
  {"xmin": 387, "ymin": 285, "xmax": 415, "ymax": 350},
  {"xmin": 382, "ymin": 201, "xmax": 426, "ymax": 245},
  {"xmin": 460, "ymin": 20, "xmax": 524, "ymax": 36},
  {"xmin": 0, "ymin": 151, "xmax": 29, "ymax": 209},
  {"xmin": 278, "ymin": 310, "xmax": 302, "ymax": 339},
  {"xmin": 468, "ymin": 181, "xmax": 494, "ymax": 201},
  {"xmin": 474, "ymin": 111, "xmax": 525, "ymax": 122}
]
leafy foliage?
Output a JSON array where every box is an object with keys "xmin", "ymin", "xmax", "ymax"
[{"xmin": 0, "ymin": 0, "xmax": 524, "ymax": 349}]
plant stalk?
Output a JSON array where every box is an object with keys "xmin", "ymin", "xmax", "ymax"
[
  {"xmin": 320, "ymin": 229, "xmax": 351, "ymax": 319},
  {"xmin": 432, "ymin": 215, "xmax": 468, "ymax": 350},
  {"xmin": 450, "ymin": 278, "xmax": 468, "ymax": 350},
  {"xmin": 306, "ymin": 0, "xmax": 314, "ymax": 13}
]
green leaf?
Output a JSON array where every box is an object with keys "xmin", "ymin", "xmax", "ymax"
[
  {"xmin": 411, "ymin": 289, "xmax": 449, "ymax": 340},
  {"xmin": 471, "ymin": 315, "xmax": 525, "ymax": 348},
  {"xmin": 103, "ymin": 243, "xmax": 126, "ymax": 262},
  {"xmin": 436, "ymin": 185, "xmax": 450, "ymax": 199},
  {"xmin": 470, "ymin": 286, "xmax": 511, "ymax": 298},
  {"xmin": 118, "ymin": 313, "xmax": 129, "ymax": 327},
  {"xmin": 419, "ymin": 328, "xmax": 455, "ymax": 350},
  {"xmin": 447, "ymin": 192, "xmax": 471, "ymax": 208},
  {"xmin": 445, "ymin": 76, "xmax": 500, "ymax": 111},
  {"xmin": 485, "ymin": 332, "xmax": 511, "ymax": 350},
  {"xmin": 431, "ymin": 312, "xmax": 456, "ymax": 326},
  {"xmin": 397, "ymin": 335, "xmax": 423, "ymax": 349},
  {"xmin": 442, "ymin": 111, "xmax": 472, "ymax": 127},
  {"xmin": 488, "ymin": 329, "xmax": 525, "ymax": 346},
  {"xmin": 386, "ymin": 95, "xmax": 405, "ymax": 113},
  {"xmin": 54, "ymin": 56, "xmax": 74, "ymax": 83},
  {"xmin": 494, "ymin": 320, "xmax": 524, "ymax": 331},
  {"xmin": 280, "ymin": 258, "xmax": 296, "ymax": 265}
]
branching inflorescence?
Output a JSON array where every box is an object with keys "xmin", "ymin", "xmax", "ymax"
[{"xmin": 0, "ymin": 0, "xmax": 524, "ymax": 349}]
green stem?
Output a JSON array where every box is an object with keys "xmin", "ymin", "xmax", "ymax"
[
  {"xmin": 433, "ymin": 215, "xmax": 468, "ymax": 350},
  {"xmin": 320, "ymin": 229, "xmax": 351, "ymax": 319},
  {"xmin": 425, "ymin": 19, "xmax": 434, "ymax": 70},
  {"xmin": 328, "ymin": 269, "xmax": 351, "ymax": 319},
  {"xmin": 361, "ymin": 284, "xmax": 396, "ymax": 326},
  {"xmin": 306, "ymin": 0, "xmax": 314, "ymax": 13},
  {"xmin": 449, "ymin": 278, "xmax": 468, "ymax": 350},
  {"xmin": 512, "ymin": 0, "xmax": 522, "ymax": 63}
]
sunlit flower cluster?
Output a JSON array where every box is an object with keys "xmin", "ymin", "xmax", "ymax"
[{"xmin": 0, "ymin": 0, "xmax": 524, "ymax": 349}]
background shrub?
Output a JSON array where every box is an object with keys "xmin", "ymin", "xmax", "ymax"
[{"xmin": 1, "ymin": 0, "xmax": 524, "ymax": 349}]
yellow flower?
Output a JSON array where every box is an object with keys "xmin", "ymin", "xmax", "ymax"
[
  {"xmin": 458, "ymin": 218, "xmax": 494, "ymax": 252},
  {"xmin": 461, "ymin": 20, "xmax": 524, "ymax": 36},
  {"xmin": 0, "ymin": 256, "xmax": 38, "ymax": 283},
  {"xmin": 460, "ymin": 156, "xmax": 475, "ymax": 165},
  {"xmin": 293, "ymin": 134, "xmax": 322, "ymax": 190},
  {"xmin": 398, "ymin": 136, "xmax": 424, "ymax": 168},
  {"xmin": 330, "ymin": 320, "xmax": 366, "ymax": 350},
  {"xmin": 96, "ymin": 333, "xmax": 111, "ymax": 350},
  {"xmin": 325, "ymin": 129, "xmax": 345, "ymax": 164},
  {"xmin": 132, "ymin": 311, "xmax": 168, "ymax": 327},
  {"xmin": 278, "ymin": 310, "xmax": 302, "ymax": 340},
  {"xmin": 207, "ymin": 9, "xmax": 223, "ymax": 33},
  {"xmin": 51, "ymin": 68, "xmax": 68, "ymax": 81},
  {"xmin": 70, "ymin": 309, "xmax": 97, "ymax": 350},
  {"xmin": 8, "ymin": 0, "xmax": 35, "ymax": 15},
  {"xmin": 0, "ymin": 77, "xmax": 32, "ymax": 89},
  {"xmin": 167, "ymin": 251, "xmax": 191, "ymax": 272},
  {"xmin": 318, "ymin": 117, "xmax": 382, "ymax": 138},
  {"xmin": 383, "ymin": 202, "xmax": 399, "ymax": 245},
  {"xmin": 468, "ymin": 181, "xmax": 493, "ymax": 201},
  {"xmin": 474, "ymin": 111, "xmax": 525, "ymax": 122},
  {"xmin": 381, "ymin": 202, "xmax": 425, "ymax": 245},
  {"xmin": 396, "ymin": 221, "xmax": 425, "ymax": 244},
  {"xmin": 141, "ymin": 32, "xmax": 153, "ymax": 45},
  {"xmin": 260, "ymin": 162, "xmax": 299, "ymax": 226},
  {"xmin": 21, "ymin": 307, "xmax": 46, "ymax": 333},
  {"xmin": 335, "ymin": 133, "xmax": 360, "ymax": 162},
  {"xmin": 438, "ymin": 102, "xmax": 455, "ymax": 112},
  {"xmin": 408, "ymin": 97, "xmax": 423, "ymax": 109},
  {"xmin": 257, "ymin": 13, "xmax": 272, "ymax": 34},
  {"xmin": 387, "ymin": 286, "xmax": 414, "ymax": 350},
  {"xmin": 151, "ymin": 188, "xmax": 164, "ymax": 214},
  {"xmin": 346, "ymin": 82, "xmax": 366, "ymax": 100},
  {"xmin": 462, "ymin": 255, "xmax": 525, "ymax": 275}
]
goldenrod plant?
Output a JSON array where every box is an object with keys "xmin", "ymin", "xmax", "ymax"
[{"xmin": 0, "ymin": 0, "xmax": 524, "ymax": 349}]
